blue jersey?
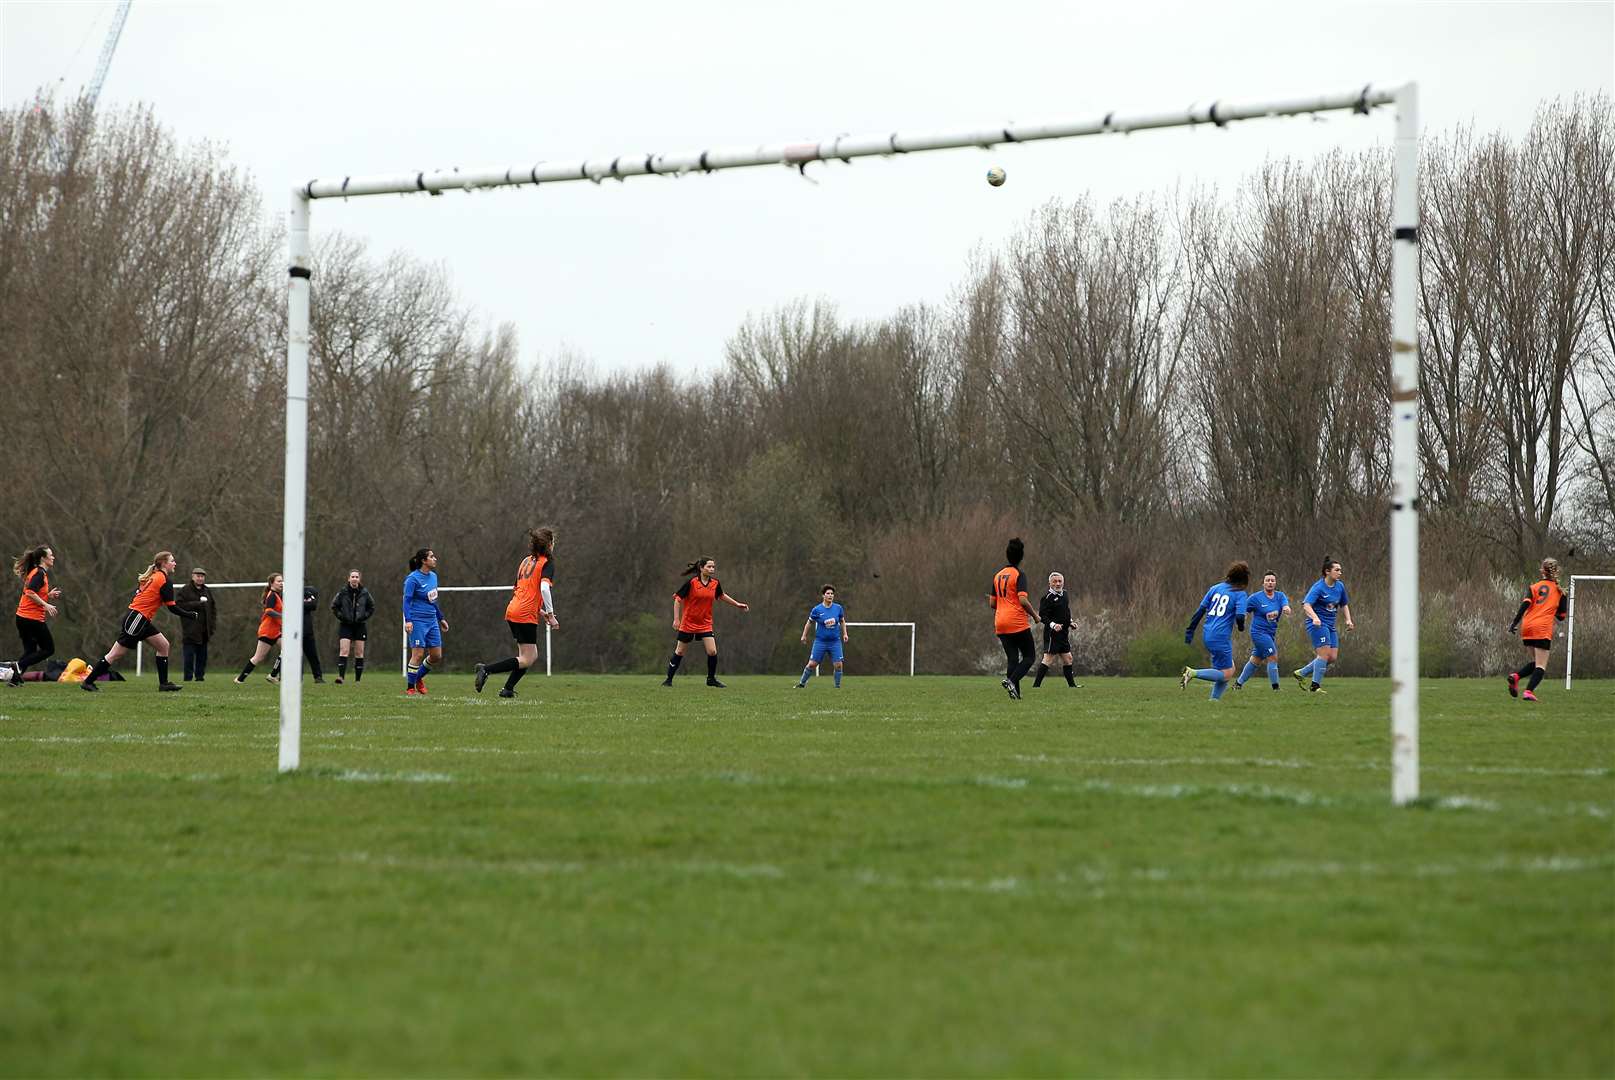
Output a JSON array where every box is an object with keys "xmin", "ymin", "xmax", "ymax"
[
  {"xmin": 1304, "ymin": 579, "xmax": 1348, "ymax": 628},
  {"xmin": 1246, "ymin": 590, "xmax": 1289, "ymax": 638},
  {"xmin": 403, "ymin": 569, "xmax": 441, "ymax": 623},
  {"xmin": 1193, "ymin": 582, "xmax": 1248, "ymax": 642},
  {"xmin": 809, "ymin": 602, "xmax": 846, "ymax": 641}
]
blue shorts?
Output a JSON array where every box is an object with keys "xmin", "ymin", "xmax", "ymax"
[
  {"xmin": 1203, "ymin": 638, "xmax": 1233, "ymax": 671},
  {"xmin": 409, "ymin": 621, "xmax": 443, "ymax": 649},
  {"xmin": 810, "ymin": 638, "xmax": 844, "ymax": 664},
  {"xmin": 1250, "ymin": 634, "xmax": 1277, "ymax": 659},
  {"xmin": 1307, "ymin": 622, "xmax": 1339, "ymax": 650}
]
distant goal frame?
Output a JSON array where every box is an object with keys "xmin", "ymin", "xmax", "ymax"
[
  {"xmin": 1564, "ymin": 575, "xmax": 1613, "ymax": 689},
  {"xmin": 278, "ymin": 82, "xmax": 1422, "ymax": 805},
  {"xmin": 843, "ymin": 622, "xmax": 916, "ymax": 677}
]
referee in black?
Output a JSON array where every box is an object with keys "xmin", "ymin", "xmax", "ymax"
[{"xmin": 1033, "ymin": 571, "xmax": 1080, "ymax": 688}]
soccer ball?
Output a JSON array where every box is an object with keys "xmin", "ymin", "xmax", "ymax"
[{"xmin": 986, "ymin": 167, "xmax": 1006, "ymax": 187}]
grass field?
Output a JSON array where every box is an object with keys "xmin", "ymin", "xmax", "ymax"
[{"xmin": 1, "ymin": 671, "xmax": 1611, "ymax": 1077}]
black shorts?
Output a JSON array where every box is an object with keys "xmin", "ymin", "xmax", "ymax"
[
  {"xmin": 337, "ymin": 621, "xmax": 368, "ymax": 642},
  {"xmin": 1522, "ymin": 638, "xmax": 1552, "ymax": 651},
  {"xmin": 114, "ymin": 610, "xmax": 160, "ymax": 649},
  {"xmin": 16, "ymin": 616, "xmax": 54, "ymax": 656},
  {"xmin": 257, "ymin": 636, "xmax": 280, "ymax": 646},
  {"xmin": 508, "ymin": 620, "xmax": 540, "ymax": 645},
  {"xmin": 1042, "ymin": 631, "xmax": 1071, "ymax": 655},
  {"xmin": 676, "ymin": 630, "xmax": 713, "ymax": 643}
]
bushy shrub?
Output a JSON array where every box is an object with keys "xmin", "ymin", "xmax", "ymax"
[{"xmin": 1126, "ymin": 624, "xmax": 1201, "ymax": 676}]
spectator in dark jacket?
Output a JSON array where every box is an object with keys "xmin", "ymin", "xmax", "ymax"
[
  {"xmin": 330, "ymin": 569, "xmax": 375, "ymax": 684},
  {"xmin": 1033, "ymin": 571, "xmax": 1079, "ymax": 688},
  {"xmin": 300, "ymin": 584, "xmax": 325, "ymax": 683},
  {"xmin": 176, "ymin": 567, "xmax": 218, "ymax": 681}
]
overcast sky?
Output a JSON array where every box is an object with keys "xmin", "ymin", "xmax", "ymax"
[{"xmin": 4, "ymin": 1, "xmax": 1612, "ymax": 374}]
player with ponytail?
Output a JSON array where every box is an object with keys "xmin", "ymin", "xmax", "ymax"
[{"xmin": 81, "ymin": 550, "xmax": 198, "ymax": 692}]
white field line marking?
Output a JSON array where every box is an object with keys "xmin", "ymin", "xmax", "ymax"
[
  {"xmin": 332, "ymin": 769, "xmax": 453, "ymax": 784},
  {"xmin": 1011, "ymin": 753, "xmax": 1611, "ymax": 778},
  {"xmin": 267, "ymin": 850, "xmax": 1613, "ymax": 896},
  {"xmin": 310, "ymin": 851, "xmax": 785, "ymax": 880}
]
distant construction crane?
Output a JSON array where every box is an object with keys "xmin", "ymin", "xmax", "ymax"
[
  {"xmin": 40, "ymin": 0, "xmax": 133, "ymax": 170},
  {"xmin": 85, "ymin": 0, "xmax": 134, "ymax": 110}
]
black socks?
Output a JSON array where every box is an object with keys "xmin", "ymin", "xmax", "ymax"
[
  {"xmin": 155, "ymin": 656, "xmax": 169, "ymax": 684},
  {"xmin": 707, "ymin": 653, "xmax": 718, "ymax": 681},
  {"xmin": 1033, "ymin": 663, "xmax": 1048, "ymax": 687},
  {"xmin": 666, "ymin": 653, "xmax": 684, "ymax": 682},
  {"xmin": 1063, "ymin": 664, "xmax": 1076, "ymax": 686}
]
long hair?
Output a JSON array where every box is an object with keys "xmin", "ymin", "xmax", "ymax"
[
  {"xmin": 264, "ymin": 573, "xmax": 283, "ymax": 607},
  {"xmin": 1005, "ymin": 537, "xmax": 1025, "ymax": 566},
  {"xmin": 681, "ymin": 556, "xmax": 715, "ymax": 578},
  {"xmin": 1225, "ymin": 561, "xmax": 1251, "ymax": 589},
  {"xmin": 529, "ymin": 527, "xmax": 555, "ymax": 557},
  {"xmin": 1541, "ymin": 557, "xmax": 1561, "ymax": 582},
  {"xmin": 12, "ymin": 545, "xmax": 48, "ymax": 579},
  {"xmin": 138, "ymin": 551, "xmax": 174, "ymax": 586},
  {"xmin": 410, "ymin": 548, "xmax": 432, "ymax": 572}
]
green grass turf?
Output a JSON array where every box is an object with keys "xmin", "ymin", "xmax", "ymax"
[{"xmin": 1, "ymin": 671, "xmax": 1611, "ymax": 1077}]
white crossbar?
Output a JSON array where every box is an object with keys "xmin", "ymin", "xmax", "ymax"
[
  {"xmin": 300, "ymin": 88, "xmax": 1396, "ymax": 200},
  {"xmin": 398, "ymin": 585, "xmax": 550, "ymax": 678}
]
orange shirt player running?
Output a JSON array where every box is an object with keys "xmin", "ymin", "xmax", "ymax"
[
  {"xmin": 991, "ymin": 564, "xmax": 1032, "ymax": 634},
  {"xmin": 258, "ymin": 589, "xmax": 284, "ymax": 641},
  {"xmin": 1516, "ymin": 577, "xmax": 1567, "ymax": 644},
  {"xmin": 505, "ymin": 551, "xmax": 552, "ymax": 624}
]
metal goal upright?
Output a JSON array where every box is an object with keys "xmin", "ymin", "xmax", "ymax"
[{"xmin": 279, "ymin": 83, "xmax": 1421, "ymax": 805}]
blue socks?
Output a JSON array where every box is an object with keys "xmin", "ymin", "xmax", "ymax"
[
  {"xmin": 833, "ymin": 668, "xmax": 842, "ymax": 688},
  {"xmin": 1312, "ymin": 659, "xmax": 1327, "ymax": 688},
  {"xmin": 1195, "ymin": 668, "xmax": 1227, "ymax": 700},
  {"xmin": 406, "ymin": 664, "xmax": 419, "ymax": 688},
  {"xmin": 1267, "ymin": 661, "xmax": 1279, "ymax": 688},
  {"xmin": 1237, "ymin": 659, "xmax": 1257, "ymax": 686},
  {"xmin": 798, "ymin": 665, "xmax": 813, "ymax": 687}
]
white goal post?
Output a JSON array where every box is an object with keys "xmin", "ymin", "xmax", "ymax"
[
  {"xmin": 1565, "ymin": 575, "xmax": 1614, "ymax": 689},
  {"xmin": 133, "ymin": 580, "xmax": 262, "ymax": 676},
  {"xmin": 400, "ymin": 584, "xmax": 552, "ymax": 678},
  {"xmin": 279, "ymin": 83, "xmax": 1421, "ymax": 806},
  {"xmin": 843, "ymin": 622, "xmax": 916, "ymax": 677}
]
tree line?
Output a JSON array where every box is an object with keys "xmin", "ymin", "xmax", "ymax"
[{"xmin": 1, "ymin": 94, "xmax": 1610, "ymax": 677}]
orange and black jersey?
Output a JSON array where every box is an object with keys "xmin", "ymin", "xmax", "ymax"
[
  {"xmin": 129, "ymin": 571, "xmax": 176, "ymax": 620},
  {"xmin": 675, "ymin": 576, "xmax": 723, "ymax": 633},
  {"xmin": 258, "ymin": 590, "xmax": 284, "ymax": 641},
  {"xmin": 505, "ymin": 554, "xmax": 554, "ymax": 625},
  {"xmin": 990, "ymin": 565, "xmax": 1031, "ymax": 634},
  {"xmin": 16, "ymin": 568, "xmax": 50, "ymax": 621},
  {"xmin": 1514, "ymin": 579, "xmax": 1567, "ymax": 641}
]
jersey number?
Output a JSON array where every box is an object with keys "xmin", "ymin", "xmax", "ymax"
[
  {"xmin": 995, "ymin": 572, "xmax": 1017, "ymax": 599},
  {"xmin": 1209, "ymin": 594, "xmax": 1230, "ymax": 618}
]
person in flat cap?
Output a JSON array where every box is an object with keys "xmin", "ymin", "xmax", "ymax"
[{"xmin": 175, "ymin": 567, "xmax": 217, "ymax": 681}]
